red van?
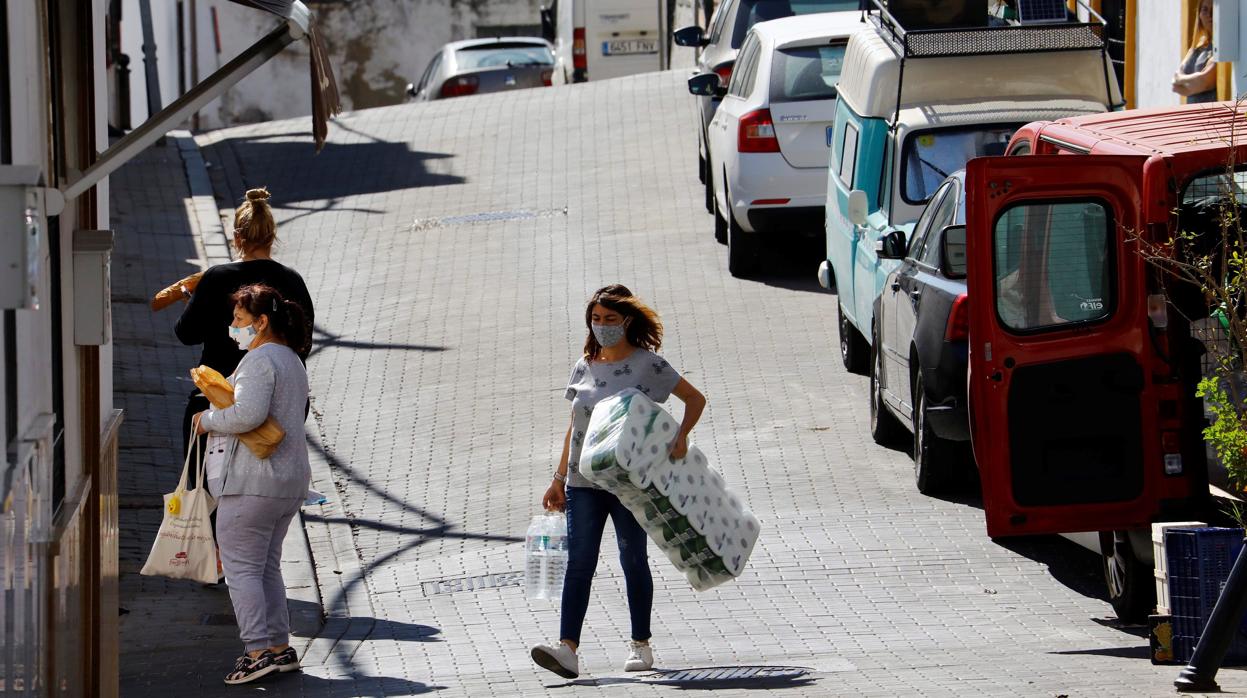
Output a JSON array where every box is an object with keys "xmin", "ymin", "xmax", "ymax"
[{"xmin": 965, "ymin": 102, "xmax": 1247, "ymax": 618}]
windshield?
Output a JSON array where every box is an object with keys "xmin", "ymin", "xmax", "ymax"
[
  {"xmin": 902, "ymin": 126, "xmax": 1018, "ymax": 204},
  {"xmin": 770, "ymin": 43, "xmax": 846, "ymax": 102},
  {"xmin": 730, "ymin": 0, "xmax": 861, "ymax": 48},
  {"xmin": 455, "ymin": 44, "xmax": 554, "ymax": 69}
]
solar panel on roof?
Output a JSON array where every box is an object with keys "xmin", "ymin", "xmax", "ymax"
[{"xmin": 1017, "ymin": 0, "xmax": 1071, "ymax": 23}]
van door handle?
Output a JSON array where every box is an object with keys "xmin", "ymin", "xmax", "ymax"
[
  {"xmin": 891, "ymin": 281, "xmax": 901, "ymax": 292},
  {"xmin": 989, "ymin": 371, "xmax": 1003, "ymax": 382}
]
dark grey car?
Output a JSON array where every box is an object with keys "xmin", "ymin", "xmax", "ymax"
[
  {"xmin": 407, "ymin": 38, "xmax": 555, "ymax": 102},
  {"xmin": 870, "ymin": 170, "xmax": 971, "ymax": 495}
]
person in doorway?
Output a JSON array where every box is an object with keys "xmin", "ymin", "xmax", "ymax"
[
  {"xmin": 176, "ymin": 187, "xmax": 314, "ymax": 539},
  {"xmin": 530, "ymin": 284, "xmax": 707, "ymax": 678},
  {"xmin": 1173, "ymin": 0, "xmax": 1218, "ymax": 103},
  {"xmin": 193, "ymin": 284, "xmax": 312, "ymax": 685}
]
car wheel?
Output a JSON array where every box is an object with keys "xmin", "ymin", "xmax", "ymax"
[
  {"xmin": 712, "ymin": 174, "xmax": 728, "ymax": 244},
  {"xmin": 727, "ymin": 197, "xmax": 760, "ymax": 278},
  {"xmin": 1103, "ymin": 531, "xmax": 1155, "ymax": 623},
  {"xmin": 913, "ymin": 372, "xmax": 953, "ymax": 495},
  {"xmin": 870, "ymin": 328, "xmax": 905, "ymax": 445},
  {"xmin": 838, "ymin": 304, "xmax": 868, "ymax": 375}
]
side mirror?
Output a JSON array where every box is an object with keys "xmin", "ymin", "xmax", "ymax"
[
  {"xmin": 847, "ymin": 189, "xmax": 869, "ymax": 227},
  {"xmin": 687, "ymin": 72, "xmax": 725, "ymax": 97},
  {"xmin": 540, "ymin": 7, "xmax": 556, "ymax": 42},
  {"xmin": 876, "ymin": 230, "xmax": 907, "ymax": 260},
  {"xmin": 941, "ymin": 225, "xmax": 967, "ymax": 279},
  {"xmin": 406, "ymin": 82, "xmax": 418, "ymax": 98},
  {"xmin": 673, "ymin": 25, "xmax": 708, "ymax": 48}
]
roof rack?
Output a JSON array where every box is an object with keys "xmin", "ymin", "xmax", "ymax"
[{"xmin": 866, "ymin": 0, "xmax": 1107, "ymax": 59}]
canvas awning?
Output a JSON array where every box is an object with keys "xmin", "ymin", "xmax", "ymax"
[{"xmin": 60, "ymin": 0, "xmax": 341, "ymax": 204}]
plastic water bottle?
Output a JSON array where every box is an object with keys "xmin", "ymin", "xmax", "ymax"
[{"xmin": 525, "ymin": 513, "xmax": 568, "ymax": 600}]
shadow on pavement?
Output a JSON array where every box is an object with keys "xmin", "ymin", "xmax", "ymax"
[
  {"xmin": 308, "ymin": 324, "xmax": 449, "ymax": 360},
  {"xmin": 996, "ymin": 535, "xmax": 1107, "ymax": 603},
  {"xmin": 254, "ymin": 672, "xmax": 447, "ymax": 696},
  {"xmin": 752, "ymin": 239, "xmax": 828, "ymax": 294},
  {"xmin": 549, "ymin": 666, "xmax": 817, "ymax": 691},
  {"xmin": 1051, "ymin": 645, "xmax": 1150, "ymax": 660}
]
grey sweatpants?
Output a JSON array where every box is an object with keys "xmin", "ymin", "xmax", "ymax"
[{"xmin": 217, "ymin": 494, "xmax": 303, "ymax": 652}]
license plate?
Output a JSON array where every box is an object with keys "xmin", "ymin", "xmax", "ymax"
[{"xmin": 603, "ymin": 39, "xmax": 657, "ymax": 56}]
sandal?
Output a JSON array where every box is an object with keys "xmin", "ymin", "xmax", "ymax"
[{"xmin": 223, "ymin": 653, "xmax": 278, "ymax": 685}]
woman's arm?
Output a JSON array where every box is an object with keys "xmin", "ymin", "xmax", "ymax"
[
  {"xmin": 670, "ymin": 377, "xmax": 707, "ymax": 458},
  {"xmin": 200, "ymin": 355, "xmax": 275, "ymax": 434},
  {"xmin": 174, "ymin": 271, "xmax": 212, "ymax": 345},
  {"xmin": 1174, "ymin": 49, "xmax": 1218, "ymax": 95},
  {"xmin": 543, "ymin": 416, "xmax": 575, "ymax": 511}
]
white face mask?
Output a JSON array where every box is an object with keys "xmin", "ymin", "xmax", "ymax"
[{"xmin": 229, "ymin": 323, "xmax": 258, "ymax": 351}]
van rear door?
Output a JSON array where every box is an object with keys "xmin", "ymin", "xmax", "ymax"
[
  {"xmin": 966, "ymin": 155, "xmax": 1160, "ymax": 538},
  {"xmin": 584, "ymin": 0, "xmax": 661, "ymax": 80}
]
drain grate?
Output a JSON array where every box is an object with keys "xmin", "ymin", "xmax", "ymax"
[
  {"xmin": 411, "ymin": 208, "xmax": 565, "ymax": 231},
  {"xmin": 648, "ymin": 666, "xmax": 810, "ymax": 685},
  {"xmin": 420, "ymin": 570, "xmax": 523, "ymax": 597}
]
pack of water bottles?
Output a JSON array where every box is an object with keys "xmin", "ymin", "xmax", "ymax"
[
  {"xmin": 524, "ymin": 512, "xmax": 568, "ymax": 601},
  {"xmin": 579, "ymin": 389, "xmax": 760, "ymax": 591}
]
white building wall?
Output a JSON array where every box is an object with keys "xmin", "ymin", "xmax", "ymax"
[{"xmin": 1135, "ymin": 0, "xmax": 1185, "ymax": 108}]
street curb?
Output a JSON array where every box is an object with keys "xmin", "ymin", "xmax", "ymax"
[{"xmin": 171, "ymin": 130, "xmax": 325, "ymax": 656}]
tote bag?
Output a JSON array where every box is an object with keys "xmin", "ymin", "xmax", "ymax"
[{"xmin": 140, "ymin": 433, "xmax": 218, "ymax": 584}]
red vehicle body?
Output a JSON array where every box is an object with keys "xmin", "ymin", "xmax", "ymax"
[{"xmin": 966, "ymin": 102, "xmax": 1247, "ymax": 540}]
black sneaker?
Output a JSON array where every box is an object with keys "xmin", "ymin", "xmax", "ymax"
[
  {"xmin": 265, "ymin": 647, "xmax": 301, "ymax": 673},
  {"xmin": 223, "ymin": 653, "xmax": 278, "ymax": 685}
]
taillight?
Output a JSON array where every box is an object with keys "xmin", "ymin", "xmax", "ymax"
[
  {"xmin": 439, "ymin": 75, "xmax": 479, "ymax": 98},
  {"xmin": 945, "ymin": 293, "xmax": 969, "ymax": 342},
  {"xmin": 541, "ymin": 69, "xmax": 553, "ymax": 86},
  {"xmin": 738, "ymin": 109, "xmax": 779, "ymax": 153},
  {"xmin": 713, "ymin": 61, "xmax": 733, "ymax": 85},
  {"xmin": 573, "ymin": 28, "xmax": 587, "ymax": 70}
]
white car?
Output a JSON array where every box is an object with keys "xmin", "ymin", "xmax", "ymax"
[{"xmin": 689, "ymin": 11, "xmax": 862, "ymax": 277}]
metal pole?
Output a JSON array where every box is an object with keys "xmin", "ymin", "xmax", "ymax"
[
  {"xmin": 138, "ymin": 0, "xmax": 162, "ymax": 120},
  {"xmin": 1175, "ymin": 536, "xmax": 1247, "ymax": 692}
]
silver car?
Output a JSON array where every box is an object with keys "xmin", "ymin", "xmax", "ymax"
[
  {"xmin": 407, "ymin": 38, "xmax": 555, "ymax": 102},
  {"xmin": 674, "ymin": 0, "xmax": 862, "ymax": 213}
]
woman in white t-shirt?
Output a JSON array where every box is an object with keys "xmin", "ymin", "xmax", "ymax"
[{"xmin": 530, "ymin": 284, "xmax": 707, "ymax": 679}]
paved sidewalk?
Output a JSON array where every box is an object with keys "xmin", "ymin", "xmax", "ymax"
[
  {"xmin": 110, "ymin": 134, "xmax": 320, "ymax": 696},
  {"xmin": 188, "ymin": 71, "xmax": 1244, "ymax": 697}
]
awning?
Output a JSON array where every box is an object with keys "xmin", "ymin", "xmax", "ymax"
[{"xmin": 61, "ymin": 0, "xmax": 342, "ymax": 204}]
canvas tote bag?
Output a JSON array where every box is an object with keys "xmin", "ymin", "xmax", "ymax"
[{"xmin": 140, "ymin": 433, "xmax": 218, "ymax": 584}]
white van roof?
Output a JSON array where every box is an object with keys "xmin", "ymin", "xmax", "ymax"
[
  {"xmin": 837, "ymin": 24, "xmax": 1122, "ymax": 121},
  {"xmin": 748, "ymin": 11, "xmax": 866, "ymax": 49}
]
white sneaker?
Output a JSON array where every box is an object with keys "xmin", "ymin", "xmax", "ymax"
[
  {"xmin": 624, "ymin": 640, "xmax": 654, "ymax": 672},
  {"xmin": 531, "ymin": 641, "xmax": 579, "ymax": 679}
]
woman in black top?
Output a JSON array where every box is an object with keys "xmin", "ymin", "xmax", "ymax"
[{"xmin": 176, "ymin": 187, "xmax": 315, "ymax": 455}]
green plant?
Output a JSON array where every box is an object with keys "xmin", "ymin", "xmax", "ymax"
[{"xmin": 1198, "ymin": 376, "xmax": 1247, "ymax": 491}]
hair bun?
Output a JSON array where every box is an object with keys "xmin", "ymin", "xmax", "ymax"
[{"xmin": 245, "ymin": 187, "xmax": 271, "ymax": 203}]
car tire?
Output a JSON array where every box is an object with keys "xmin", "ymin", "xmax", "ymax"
[
  {"xmin": 838, "ymin": 304, "xmax": 869, "ymax": 375},
  {"xmin": 698, "ymin": 150, "xmax": 707, "ymax": 185},
  {"xmin": 712, "ymin": 176, "xmax": 729, "ymax": 245},
  {"xmin": 870, "ymin": 328, "xmax": 905, "ymax": 445},
  {"xmin": 913, "ymin": 372, "xmax": 954, "ymax": 495},
  {"xmin": 727, "ymin": 199, "xmax": 760, "ymax": 278},
  {"xmin": 1103, "ymin": 531, "xmax": 1155, "ymax": 623}
]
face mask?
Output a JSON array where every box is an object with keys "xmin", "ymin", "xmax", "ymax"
[
  {"xmin": 591, "ymin": 322, "xmax": 627, "ymax": 348},
  {"xmin": 229, "ymin": 323, "xmax": 258, "ymax": 351}
]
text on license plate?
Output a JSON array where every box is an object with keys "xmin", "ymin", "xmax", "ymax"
[{"xmin": 603, "ymin": 39, "xmax": 657, "ymax": 56}]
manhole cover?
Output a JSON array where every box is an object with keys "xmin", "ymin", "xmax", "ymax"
[
  {"xmin": 420, "ymin": 570, "xmax": 523, "ymax": 596},
  {"xmin": 648, "ymin": 666, "xmax": 810, "ymax": 685}
]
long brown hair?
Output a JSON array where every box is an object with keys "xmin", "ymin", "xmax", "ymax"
[
  {"xmin": 582, "ymin": 284, "xmax": 663, "ymax": 361},
  {"xmin": 231, "ymin": 284, "xmax": 311, "ymax": 356}
]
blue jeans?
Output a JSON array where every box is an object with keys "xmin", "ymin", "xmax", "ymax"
[{"xmin": 560, "ymin": 486, "xmax": 653, "ymax": 645}]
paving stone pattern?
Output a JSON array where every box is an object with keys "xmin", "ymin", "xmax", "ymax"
[{"xmin": 186, "ymin": 72, "xmax": 1241, "ymax": 697}]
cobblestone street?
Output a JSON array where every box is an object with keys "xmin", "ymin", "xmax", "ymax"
[{"xmin": 112, "ymin": 71, "xmax": 1247, "ymax": 697}]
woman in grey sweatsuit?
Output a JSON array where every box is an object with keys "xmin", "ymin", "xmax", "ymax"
[{"xmin": 195, "ymin": 283, "xmax": 312, "ymax": 685}]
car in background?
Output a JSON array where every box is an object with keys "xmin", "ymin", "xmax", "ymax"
[
  {"xmin": 674, "ymin": 0, "xmax": 862, "ymax": 214},
  {"xmin": 542, "ymin": 0, "xmax": 664, "ymax": 84},
  {"xmin": 688, "ymin": 11, "xmax": 860, "ymax": 277},
  {"xmin": 407, "ymin": 38, "xmax": 555, "ymax": 102},
  {"xmin": 869, "ymin": 170, "xmax": 969, "ymax": 495}
]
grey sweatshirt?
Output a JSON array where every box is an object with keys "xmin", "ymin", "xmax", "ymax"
[{"xmin": 201, "ymin": 342, "xmax": 311, "ymax": 499}]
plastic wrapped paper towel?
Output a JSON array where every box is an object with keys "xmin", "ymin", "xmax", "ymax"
[{"xmin": 579, "ymin": 388, "xmax": 759, "ymax": 591}]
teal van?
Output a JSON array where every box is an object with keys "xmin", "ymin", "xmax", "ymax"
[{"xmin": 819, "ymin": 2, "xmax": 1121, "ymax": 373}]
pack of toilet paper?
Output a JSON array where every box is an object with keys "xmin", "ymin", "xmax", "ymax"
[{"xmin": 580, "ymin": 389, "xmax": 759, "ymax": 591}]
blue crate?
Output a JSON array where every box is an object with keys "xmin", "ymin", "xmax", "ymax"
[{"xmin": 1165, "ymin": 527, "xmax": 1247, "ymax": 664}]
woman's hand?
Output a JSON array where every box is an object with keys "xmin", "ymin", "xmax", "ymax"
[
  {"xmin": 193, "ymin": 411, "xmax": 209, "ymax": 435},
  {"xmin": 669, "ymin": 432, "xmax": 689, "ymax": 460},
  {"xmin": 543, "ymin": 480, "xmax": 567, "ymax": 512}
]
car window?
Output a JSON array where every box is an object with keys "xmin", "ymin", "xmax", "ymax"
[
  {"xmin": 420, "ymin": 54, "xmax": 443, "ymax": 93},
  {"xmin": 455, "ymin": 44, "xmax": 554, "ymax": 69},
  {"xmin": 728, "ymin": 39, "xmax": 759, "ymax": 98},
  {"xmin": 770, "ymin": 42, "xmax": 845, "ymax": 103},
  {"xmin": 837, "ymin": 121, "xmax": 859, "ymax": 188},
  {"xmin": 994, "ymin": 200, "xmax": 1113, "ymax": 332},
  {"xmin": 920, "ymin": 185, "xmax": 960, "ymax": 266},
  {"xmin": 902, "ymin": 125, "xmax": 1018, "ymax": 204},
  {"xmin": 730, "ymin": 0, "xmax": 861, "ymax": 48},
  {"xmin": 709, "ymin": 0, "xmax": 735, "ymax": 44},
  {"xmin": 907, "ymin": 183, "xmax": 950, "ymax": 258}
]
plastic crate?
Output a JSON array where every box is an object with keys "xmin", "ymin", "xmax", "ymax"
[
  {"xmin": 1165, "ymin": 528, "xmax": 1247, "ymax": 664},
  {"xmin": 1153, "ymin": 522, "xmax": 1208, "ymax": 615}
]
